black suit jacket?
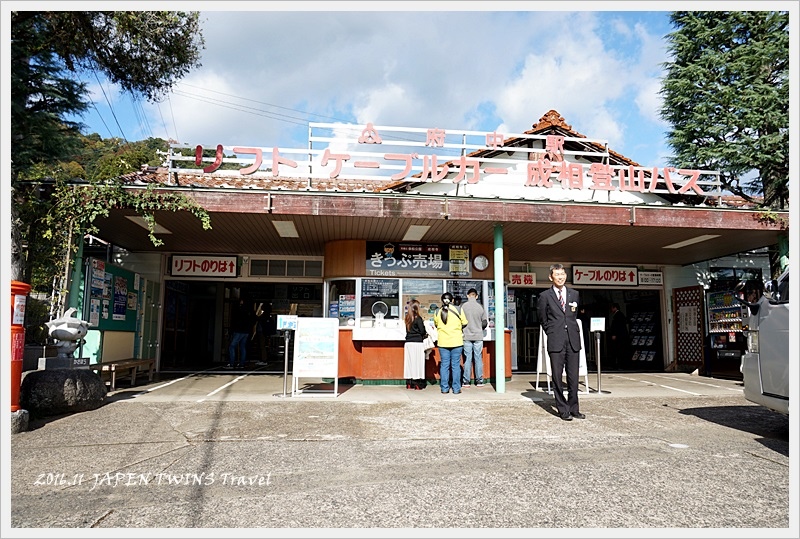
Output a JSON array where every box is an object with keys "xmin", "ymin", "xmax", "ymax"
[{"xmin": 537, "ymin": 286, "xmax": 582, "ymax": 353}]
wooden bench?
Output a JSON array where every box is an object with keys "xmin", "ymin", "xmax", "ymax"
[{"xmin": 88, "ymin": 358, "xmax": 156, "ymax": 391}]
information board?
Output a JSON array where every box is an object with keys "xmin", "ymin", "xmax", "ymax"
[
  {"xmin": 292, "ymin": 317, "xmax": 339, "ymax": 378},
  {"xmin": 85, "ymin": 258, "xmax": 139, "ymax": 331}
]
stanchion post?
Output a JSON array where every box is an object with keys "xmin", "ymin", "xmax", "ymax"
[
  {"xmin": 282, "ymin": 329, "xmax": 290, "ymax": 397},
  {"xmin": 11, "ymin": 281, "xmax": 32, "ymax": 412},
  {"xmin": 595, "ymin": 330, "xmax": 602, "ymax": 394}
]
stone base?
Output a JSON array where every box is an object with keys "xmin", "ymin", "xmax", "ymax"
[
  {"xmin": 11, "ymin": 409, "xmax": 29, "ymax": 434},
  {"xmin": 20, "ymin": 369, "xmax": 106, "ymax": 418},
  {"xmin": 38, "ymin": 357, "xmax": 90, "ymax": 370}
]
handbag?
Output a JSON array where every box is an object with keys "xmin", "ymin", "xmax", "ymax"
[{"xmin": 423, "ymin": 335, "xmax": 435, "ymax": 351}]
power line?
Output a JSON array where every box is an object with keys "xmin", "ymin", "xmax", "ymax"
[
  {"xmin": 168, "ymin": 95, "xmax": 180, "ymax": 143},
  {"xmin": 157, "ymin": 101, "xmax": 171, "ymax": 141},
  {"xmin": 176, "ymin": 82, "xmax": 347, "ymax": 124},
  {"xmin": 171, "ymin": 90, "xmax": 312, "ymax": 127},
  {"xmin": 93, "ymin": 71, "xmax": 127, "ymax": 142},
  {"xmin": 90, "ymin": 101, "xmax": 115, "ymax": 139},
  {"xmin": 170, "ymin": 87, "xmax": 446, "ymax": 149}
]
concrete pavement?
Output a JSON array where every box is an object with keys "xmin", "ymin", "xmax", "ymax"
[{"xmin": 7, "ymin": 372, "xmax": 793, "ymax": 535}]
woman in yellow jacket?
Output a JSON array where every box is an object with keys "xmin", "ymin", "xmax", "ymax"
[{"xmin": 434, "ymin": 292, "xmax": 468, "ymax": 394}]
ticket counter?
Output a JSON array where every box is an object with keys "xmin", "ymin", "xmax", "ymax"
[{"xmin": 324, "ymin": 240, "xmax": 512, "ymax": 383}]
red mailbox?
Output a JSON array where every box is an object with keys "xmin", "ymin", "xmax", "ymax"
[{"xmin": 11, "ymin": 281, "xmax": 31, "ymax": 412}]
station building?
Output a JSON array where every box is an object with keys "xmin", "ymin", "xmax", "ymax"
[{"xmin": 73, "ymin": 110, "xmax": 787, "ymax": 385}]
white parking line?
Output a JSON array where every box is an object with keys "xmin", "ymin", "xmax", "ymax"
[
  {"xmin": 614, "ymin": 374, "xmax": 703, "ymax": 395},
  {"xmin": 130, "ymin": 373, "xmax": 198, "ymax": 397},
  {"xmin": 649, "ymin": 373, "xmax": 743, "ymax": 392},
  {"xmin": 197, "ymin": 374, "xmax": 250, "ymax": 402},
  {"xmin": 655, "ymin": 384, "xmax": 702, "ymax": 396}
]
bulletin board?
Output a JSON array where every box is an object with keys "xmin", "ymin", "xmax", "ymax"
[{"xmin": 84, "ymin": 257, "xmax": 140, "ymax": 332}]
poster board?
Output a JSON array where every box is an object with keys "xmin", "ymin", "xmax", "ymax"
[
  {"xmin": 85, "ymin": 258, "xmax": 139, "ymax": 332},
  {"xmin": 292, "ymin": 317, "xmax": 339, "ymax": 397}
]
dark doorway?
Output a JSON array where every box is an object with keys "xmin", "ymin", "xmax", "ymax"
[{"xmin": 511, "ymin": 287, "xmax": 662, "ymax": 373}]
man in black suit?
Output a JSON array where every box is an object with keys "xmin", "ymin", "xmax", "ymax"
[{"xmin": 537, "ymin": 263, "xmax": 585, "ymax": 421}]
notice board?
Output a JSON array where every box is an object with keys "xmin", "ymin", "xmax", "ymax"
[
  {"xmin": 85, "ymin": 257, "xmax": 139, "ymax": 331},
  {"xmin": 292, "ymin": 317, "xmax": 339, "ymax": 378}
]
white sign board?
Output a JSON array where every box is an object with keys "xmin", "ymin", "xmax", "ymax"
[
  {"xmin": 277, "ymin": 315, "xmax": 298, "ymax": 331},
  {"xmin": 590, "ymin": 317, "xmax": 606, "ymax": 332},
  {"xmin": 170, "ymin": 255, "xmax": 237, "ymax": 277},
  {"xmin": 508, "ymin": 272, "xmax": 537, "ymax": 287},
  {"xmin": 638, "ymin": 271, "xmax": 664, "ymax": 286},
  {"xmin": 292, "ymin": 317, "xmax": 339, "ymax": 379},
  {"xmin": 572, "ymin": 265, "xmax": 638, "ymax": 286}
]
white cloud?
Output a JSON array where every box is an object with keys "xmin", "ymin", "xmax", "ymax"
[{"xmin": 91, "ymin": 10, "xmax": 676, "ymax": 167}]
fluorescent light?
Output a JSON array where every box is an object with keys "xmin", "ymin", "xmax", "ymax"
[
  {"xmin": 402, "ymin": 225, "xmax": 430, "ymax": 241},
  {"xmin": 663, "ymin": 234, "xmax": 720, "ymax": 249},
  {"xmin": 125, "ymin": 216, "xmax": 171, "ymax": 234},
  {"xmin": 537, "ymin": 230, "xmax": 580, "ymax": 245},
  {"xmin": 272, "ymin": 221, "xmax": 299, "ymax": 238}
]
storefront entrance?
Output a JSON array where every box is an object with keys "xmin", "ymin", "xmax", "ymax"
[
  {"xmin": 510, "ymin": 287, "xmax": 663, "ymax": 373},
  {"xmin": 159, "ymin": 280, "xmax": 323, "ymax": 372}
]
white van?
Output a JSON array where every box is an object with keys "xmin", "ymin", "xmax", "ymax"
[{"xmin": 738, "ymin": 269, "xmax": 790, "ymax": 415}]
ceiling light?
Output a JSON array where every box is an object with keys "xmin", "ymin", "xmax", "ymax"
[
  {"xmin": 272, "ymin": 221, "xmax": 299, "ymax": 238},
  {"xmin": 663, "ymin": 234, "xmax": 720, "ymax": 249},
  {"xmin": 402, "ymin": 225, "xmax": 430, "ymax": 241},
  {"xmin": 537, "ymin": 230, "xmax": 580, "ymax": 245},
  {"xmin": 125, "ymin": 216, "xmax": 171, "ymax": 234}
]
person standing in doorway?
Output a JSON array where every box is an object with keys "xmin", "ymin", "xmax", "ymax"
[
  {"xmin": 227, "ymin": 295, "xmax": 258, "ymax": 369},
  {"xmin": 608, "ymin": 302, "xmax": 630, "ymax": 370},
  {"xmin": 403, "ymin": 299, "xmax": 427, "ymax": 390},
  {"xmin": 434, "ymin": 292, "xmax": 468, "ymax": 394},
  {"xmin": 537, "ymin": 263, "xmax": 585, "ymax": 421},
  {"xmin": 461, "ymin": 288, "xmax": 488, "ymax": 388}
]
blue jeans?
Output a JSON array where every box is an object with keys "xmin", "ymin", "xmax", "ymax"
[
  {"xmin": 438, "ymin": 346, "xmax": 463, "ymax": 393},
  {"xmin": 228, "ymin": 332, "xmax": 249, "ymax": 366},
  {"xmin": 462, "ymin": 340, "xmax": 484, "ymax": 384}
]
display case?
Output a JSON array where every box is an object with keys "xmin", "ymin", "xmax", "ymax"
[
  {"xmin": 628, "ymin": 310, "xmax": 660, "ymax": 365},
  {"xmin": 705, "ymin": 290, "xmax": 745, "ymax": 379}
]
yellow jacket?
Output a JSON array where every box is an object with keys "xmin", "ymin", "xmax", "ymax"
[{"xmin": 433, "ymin": 305, "xmax": 468, "ymax": 347}]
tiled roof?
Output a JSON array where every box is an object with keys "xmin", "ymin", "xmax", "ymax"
[{"xmin": 118, "ymin": 168, "xmax": 395, "ymax": 193}]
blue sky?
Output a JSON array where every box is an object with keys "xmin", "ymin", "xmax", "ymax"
[{"xmin": 71, "ymin": 7, "xmax": 679, "ymax": 169}]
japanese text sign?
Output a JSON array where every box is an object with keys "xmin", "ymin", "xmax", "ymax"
[
  {"xmin": 366, "ymin": 242, "xmax": 470, "ymax": 277},
  {"xmin": 508, "ymin": 272, "xmax": 537, "ymax": 287},
  {"xmin": 572, "ymin": 265, "xmax": 638, "ymax": 286},
  {"xmin": 170, "ymin": 122, "xmax": 722, "ymax": 199},
  {"xmin": 170, "ymin": 255, "xmax": 238, "ymax": 277}
]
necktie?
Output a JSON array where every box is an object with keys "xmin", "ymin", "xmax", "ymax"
[{"xmin": 558, "ymin": 289, "xmax": 565, "ymax": 311}]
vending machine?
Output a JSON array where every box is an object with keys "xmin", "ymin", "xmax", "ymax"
[{"xmin": 705, "ymin": 290, "xmax": 746, "ymax": 379}]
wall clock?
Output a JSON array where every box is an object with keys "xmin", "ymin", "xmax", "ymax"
[{"xmin": 473, "ymin": 254, "xmax": 490, "ymax": 271}]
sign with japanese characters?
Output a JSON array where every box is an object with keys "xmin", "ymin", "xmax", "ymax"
[
  {"xmin": 572, "ymin": 265, "xmax": 638, "ymax": 286},
  {"xmin": 638, "ymin": 271, "xmax": 664, "ymax": 286},
  {"xmin": 169, "ymin": 122, "xmax": 723, "ymax": 199},
  {"xmin": 365, "ymin": 242, "xmax": 470, "ymax": 277},
  {"xmin": 170, "ymin": 255, "xmax": 238, "ymax": 277},
  {"xmin": 508, "ymin": 272, "xmax": 537, "ymax": 287}
]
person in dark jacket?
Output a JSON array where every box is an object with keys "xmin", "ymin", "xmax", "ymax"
[
  {"xmin": 536, "ymin": 263, "xmax": 584, "ymax": 421},
  {"xmin": 608, "ymin": 302, "xmax": 630, "ymax": 369},
  {"xmin": 227, "ymin": 296, "xmax": 259, "ymax": 369},
  {"xmin": 403, "ymin": 299, "xmax": 427, "ymax": 389}
]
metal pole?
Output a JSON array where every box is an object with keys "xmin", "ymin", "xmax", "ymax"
[
  {"xmin": 274, "ymin": 329, "xmax": 291, "ymax": 398},
  {"xmin": 493, "ymin": 224, "xmax": 505, "ymax": 393},
  {"xmin": 595, "ymin": 331, "xmax": 602, "ymax": 393},
  {"xmin": 282, "ymin": 330, "xmax": 290, "ymax": 396}
]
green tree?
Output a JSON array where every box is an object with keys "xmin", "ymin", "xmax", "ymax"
[
  {"xmin": 11, "ymin": 11, "xmax": 208, "ymax": 302},
  {"xmin": 659, "ymin": 11, "xmax": 789, "ymax": 209}
]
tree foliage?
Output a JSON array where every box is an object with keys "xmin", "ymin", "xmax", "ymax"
[
  {"xmin": 11, "ymin": 11, "xmax": 207, "ymax": 296},
  {"xmin": 15, "ymin": 136, "xmax": 208, "ymax": 293},
  {"xmin": 660, "ymin": 11, "xmax": 789, "ymax": 209}
]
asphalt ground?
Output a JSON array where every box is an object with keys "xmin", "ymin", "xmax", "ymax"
[{"xmin": 6, "ymin": 372, "xmax": 794, "ymax": 537}]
